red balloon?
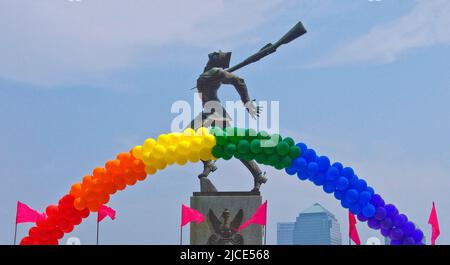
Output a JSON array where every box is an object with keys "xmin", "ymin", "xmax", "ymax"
[{"xmin": 46, "ymin": 205, "xmax": 59, "ymax": 217}]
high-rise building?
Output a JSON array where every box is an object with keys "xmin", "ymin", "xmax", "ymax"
[
  {"xmin": 276, "ymin": 222, "xmax": 295, "ymax": 245},
  {"xmin": 277, "ymin": 203, "xmax": 342, "ymax": 245}
]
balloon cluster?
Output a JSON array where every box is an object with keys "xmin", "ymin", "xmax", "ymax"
[
  {"xmin": 285, "ymin": 142, "xmax": 424, "ymax": 245},
  {"xmin": 361, "ymin": 194, "xmax": 424, "ymax": 245},
  {"xmin": 20, "ymin": 127, "xmax": 424, "ymax": 245},
  {"xmin": 20, "ymin": 195, "xmax": 89, "ymax": 245},
  {"xmin": 70, "ymin": 150, "xmax": 147, "ymax": 212},
  {"xmin": 210, "ymin": 127, "xmax": 301, "ymax": 170},
  {"xmin": 131, "ymin": 127, "xmax": 216, "ymax": 175}
]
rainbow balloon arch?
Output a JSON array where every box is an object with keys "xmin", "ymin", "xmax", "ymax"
[{"xmin": 20, "ymin": 127, "xmax": 425, "ymax": 245}]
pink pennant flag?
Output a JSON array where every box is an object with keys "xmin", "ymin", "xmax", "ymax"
[
  {"xmin": 428, "ymin": 201, "xmax": 440, "ymax": 245},
  {"xmin": 98, "ymin": 205, "xmax": 116, "ymax": 223},
  {"xmin": 349, "ymin": 211, "xmax": 361, "ymax": 245},
  {"xmin": 181, "ymin": 204, "xmax": 205, "ymax": 227},
  {"xmin": 237, "ymin": 200, "xmax": 267, "ymax": 231},
  {"xmin": 15, "ymin": 201, "xmax": 46, "ymax": 224}
]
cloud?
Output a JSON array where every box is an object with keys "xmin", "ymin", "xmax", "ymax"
[
  {"xmin": 311, "ymin": 0, "xmax": 450, "ymax": 67},
  {"xmin": 0, "ymin": 0, "xmax": 284, "ymax": 86}
]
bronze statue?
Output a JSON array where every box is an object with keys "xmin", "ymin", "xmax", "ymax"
[
  {"xmin": 207, "ymin": 209, "xmax": 244, "ymax": 245},
  {"xmin": 188, "ymin": 22, "xmax": 307, "ymax": 192}
]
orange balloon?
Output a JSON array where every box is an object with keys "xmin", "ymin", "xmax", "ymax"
[
  {"xmin": 92, "ymin": 178, "xmax": 105, "ymax": 192},
  {"xmin": 115, "ymin": 177, "xmax": 126, "ymax": 191},
  {"xmin": 97, "ymin": 192, "xmax": 110, "ymax": 205},
  {"xmin": 69, "ymin": 183, "xmax": 83, "ymax": 197},
  {"xmin": 103, "ymin": 181, "xmax": 117, "ymax": 195},
  {"xmin": 82, "ymin": 175, "xmax": 93, "ymax": 187},
  {"xmin": 93, "ymin": 167, "xmax": 106, "ymax": 179},
  {"xmin": 87, "ymin": 200, "xmax": 101, "ymax": 212},
  {"xmin": 136, "ymin": 171, "xmax": 147, "ymax": 181},
  {"xmin": 73, "ymin": 197, "xmax": 86, "ymax": 211}
]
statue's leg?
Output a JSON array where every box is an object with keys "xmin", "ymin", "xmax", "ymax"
[{"xmin": 239, "ymin": 159, "xmax": 268, "ymax": 192}]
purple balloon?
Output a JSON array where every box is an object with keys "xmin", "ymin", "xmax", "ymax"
[
  {"xmin": 357, "ymin": 213, "xmax": 368, "ymax": 222},
  {"xmin": 375, "ymin": 206, "xmax": 387, "ymax": 221},
  {"xmin": 390, "ymin": 228, "xmax": 404, "ymax": 240},
  {"xmin": 370, "ymin": 194, "xmax": 385, "ymax": 207},
  {"xmin": 390, "ymin": 240, "xmax": 402, "ymax": 245},
  {"xmin": 402, "ymin": 222, "xmax": 415, "ymax": 236},
  {"xmin": 368, "ymin": 218, "xmax": 381, "ymax": 230},
  {"xmin": 393, "ymin": 214, "xmax": 408, "ymax": 227},
  {"xmin": 385, "ymin": 204, "xmax": 399, "ymax": 217},
  {"xmin": 381, "ymin": 228, "xmax": 391, "ymax": 237},
  {"xmin": 381, "ymin": 217, "xmax": 393, "ymax": 230},
  {"xmin": 402, "ymin": 237, "xmax": 415, "ymax": 245},
  {"xmin": 412, "ymin": 229, "xmax": 424, "ymax": 243}
]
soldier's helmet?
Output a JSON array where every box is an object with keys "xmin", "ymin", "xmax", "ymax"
[{"xmin": 204, "ymin": 51, "xmax": 232, "ymax": 72}]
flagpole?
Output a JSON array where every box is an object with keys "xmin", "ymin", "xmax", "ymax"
[
  {"xmin": 13, "ymin": 201, "xmax": 18, "ymax": 245},
  {"xmin": 180, "ymin": 226, "xmax": 183, "ymax": 245},
  {"xmin": 96, "ymin": 213, "xmax": 100, "ymax": 245},
  {"xmin": 264, "ymin": 225, "xmax": 267, "ymax": 245}
]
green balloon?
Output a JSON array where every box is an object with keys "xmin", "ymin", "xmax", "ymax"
[
  {"xmin": 250, "ymin": 139, "xmax": 262, "ymax": 154},
  {"xmin": 267, "ymin": 154, "xmax": 280, "ymax": 166},
  {"xmin": 224, "ymin": 143, "xmax": 237, "ymax": 156},
  {"xmin": 281, "ymin": 156, "xmax": 293, "ymax": 168},
  {"xmin": 222, "ymin": 153, "xmax": 233, "ymax": 160},
  {"xmin": 242, "ymin": 152, "xmax": 255, "ymax": 161},
  {"xmin": 255, "ymin": 153, "xmax": 266, "ymax": 164},
  {"xmin": 210, "ymin": 127, "xmax": 223, "ymax": 136},
  {"xmin": 257, "ymin": 131, "xmax": 271, "ymax": 140},
  {"xmin": 216, "ymin": 135, "xmax": 228, "ymax": 146},
  {"xmin": 289, "ymin": 145, "xmax": 301, "ymax": 159},
  {"xmin": 271, "ymin": 133, "xmax": 283, "ymax": 144},
  {"xmin": 262, "ymin": 140, "xmax": 276, "ymax": 155},
  {"xmin": 234, "ymin": 152, "xmax": 244, "ymax": 160},
  {"xmin": 283, "ymin": 137, "xmax": 295, "ymax": 147},
  {"xmin": 212, "ymin": 145, "xmax": 224, "ymax": 158},
  {"xmin": 274, "ymin": 163, "xmax": 284, "ymax": 170},
  {"xmin": 245, "ymin": 128, "xmax": 258, "ymax": 140},
  {"xmin": 276, "ymin": 142, "xmax": 290, "ymax": 156},
  {"xmin": 237, "ymin": 139, "xmax": 250, "ymax": 154}
]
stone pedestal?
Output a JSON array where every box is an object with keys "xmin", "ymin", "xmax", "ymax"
[{"xmin": 190, "ymin": 191, "xmax": 263, "ymax": 245}]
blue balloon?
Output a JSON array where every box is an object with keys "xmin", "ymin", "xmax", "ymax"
[
  {"xmin": 345, "ymin": 189, "xmax": 359, "ymax": 203},
  {"xmin": 402, "ymin": 222, "xmax": 415, "ymax": 236},
  {"xmin": 412, "ymin": 229, "xmax": 424, "ymax": 243},
  {"xmin": 402, "ymin": 237, "xmax": 415, "ymax": 245},
  {"xmin": 358, "ymin": 191, "xmax": 372, "ymax": 205},
  {"xmin": 374, "ymin": 206, "xmax": 387, "ymax": 221},
  {"xmin": 336, "ymin": 177, "xmax": 349, "ymax": 191},
  {"xmin": 341, "ymin": 199, "xmax": 350, "ymax": 209},
  {"xmin": 390, "ymin": 239, "xmax": 401, "ymax": 245},
  {"xmin": 367, "ymin": 218, "xmax": 380, "ymax": 229},
  {"xmin": 313, "ymin": 173, "xmax": 325, "ymax": 186},
  {"xmin": 293, "ymin": 157, "xmax": 307, "ymax": 171},
  {"xmin": 355, "ymin": 179, "xmax": 367, "ymax": 192},
  {"xmin": 296, "ymin": 143, "xmax": 308, "ymax": 154},
  {"xmin": 341, "ymin": 167, "xmax": 354, "ymax": 178},
  {"xmin": 366, "ymin": 187, "xmax": 375, "ymax": 196},
  {"xmin": 349, "ymin": 203, "xmax": 362, "ymax": 215},
  {"xmin": 390, "ymin": 228, "xmax": 404, "ymax": 240},
  {"xmin": 326, "ymin": 167, "xmax": 339, "ymax": 181},
  {"xmin": 381, "ymin": 217, "xmax": 393, "ymax": 230},
  {"xmin": 362, "ymin": 204, "xmax": 376, "ymax": 218},
  {"xmin": 297, "ymin": 171, "xmax": 308, "ymax": 181},
  {"xmin": 393, "ymin": 214, "xmax": 408, "ymax": 227},
  {"xmin": 307, "ymin": 162, "xmax": 319, "ymax": 176},
  {"xmin": 332, "ymin": 162, "xmax": 343, "ymax": 172},
  {"xmin": 304, "ymin": 149, "xmax": 317, "ymax": 162},
  {"xmin": 317, "ymin": 156, "xmax": 330, "ymax": 172},
  {"xmin": 334, "ymin": 190, "xmax": 344, "ymax": 200},
  {"xmin": 285, "ymin": 166, "xmax": 297, "ymax": 175},
  {"xmin": 323, "ymin": 182, "xmax": 335, "ymax": 194}
]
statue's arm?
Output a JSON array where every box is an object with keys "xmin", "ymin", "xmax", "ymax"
[{"xmin": 220, "ymin": 70, "xmax": 251, "ymax": 104}]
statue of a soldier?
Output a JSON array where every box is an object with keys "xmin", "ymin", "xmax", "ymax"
[
  {"xmin": 188, "ymin": 51, "xmax": 267, "ymax": 192},
  {"xmin": 187, "ymin": 22, "xmax": 307, "ymax": 192}
]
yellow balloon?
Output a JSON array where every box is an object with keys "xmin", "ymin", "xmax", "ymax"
[
  {"xmin": 154, "ymin": 159, "xmax": 167, "ymax": 170},
  {"xmin": 143, "ymin": 138, "xmax": 156, "ymax": 152},
  {"xmin": 142, "ymin": 152, "xmax": 152, "ymax": 164},
  {"xmin": 199, "ymin": 148, "xmax": 213, "ymax": 160},
  {"xmin": 145, "ymin": 165, "xmax": 157, "ymax": 175},
  {"xmin": 188, "ymin": 151, "xmax": 200, "ymax": 163},
  {"xmin": 190, "ymin": 137, "xmax": 203, "ymax": 150},
  {"xmin": 157, "ymin": 134, "xmax": 170, "ymax": 146},
  {"xmin": 183, "ymin": 128, "xmax": 196, "ymax": 139},
  {"xmin": 196, "ymin": 127, "xmax": 210, "ymax": 137},
  {"xmin": 165, "ymin": 155, "xmax": 176, "ymax": 165},
  {"xmin": 153, "ymin": 145, "xmax": 167, "ymax": 159},
  {"xmin": 132, "ymin": 145, "xmax": 143, "ymax": 159},
  {"xmin": 177, "ymin": 141, "xmax": 190, "ymax": 155},
  {"xmin": 203, "ymin": 135, "xmax": 216, "ymax": 148},
  {"xmin": 175, "ymin": 154, "xmax": 188, "ymax": 165},
  {"xmin": 168, "ymin": 133, "xmax": 182, "ymax": 145}
]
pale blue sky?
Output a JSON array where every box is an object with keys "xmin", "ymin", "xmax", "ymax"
[{"xmin": 1, "ymin": 0, "xmax": 449, "ymax": 245}]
